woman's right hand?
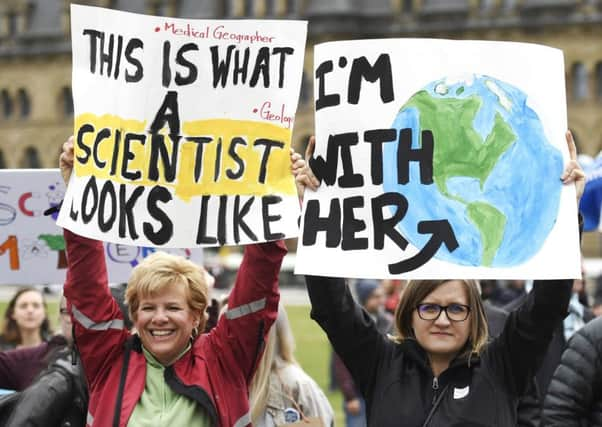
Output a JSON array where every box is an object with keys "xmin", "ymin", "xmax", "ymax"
[
  {"xmin": 561, "ymin": 130, "xmax": 585, "ymax": 204},
  {"xmin": 294, "ymin": 135, "xmax": 320, "ymax": 199},
  {"xmin": 60, "ymin": 136, "xmax": 74, "ymax": 185}
]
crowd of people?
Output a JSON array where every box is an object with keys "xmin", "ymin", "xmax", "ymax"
[{"xmin": 0, "ymin": 129, "xmax": 599, "ymax": 427}]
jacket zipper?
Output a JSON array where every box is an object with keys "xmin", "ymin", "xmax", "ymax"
[{"xmin": 432, "ymin": 376, "xmax": 439, "ymax": 404}]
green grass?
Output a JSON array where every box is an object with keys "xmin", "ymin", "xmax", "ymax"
[{"xmin": 286, "ymin": 304, "xmax": 345, "ymax": 426}]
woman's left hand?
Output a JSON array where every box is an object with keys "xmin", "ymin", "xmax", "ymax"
[{"xmin": 561, "ymin": 130, "xmax": 585, "ymax": 203}]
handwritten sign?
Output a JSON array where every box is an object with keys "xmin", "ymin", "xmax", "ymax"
[
  {"xmin": 0, "ymin": 170, "xmax": 203, "ymax": 284},
  {"xmin": 57, "ymin": 5, "xmax": 307, "ymax": 247},
  {"xmin": 295, "ymin": 39, "xmax": 580, "ymax": 280}
]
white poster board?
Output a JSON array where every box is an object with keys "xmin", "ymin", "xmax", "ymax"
[
  {"xmin": 58, "ymin": 5, "xmax": 307, "ymax": 247},
  {"xmin": 0, "ymin": 170, "xmax": 203, "ymax": 285},
  {"xmin": 295, "ymin": 39, "xmax": 581, "ymax": 280}
]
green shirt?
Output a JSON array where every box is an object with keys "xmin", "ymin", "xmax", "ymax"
[{"xmin": 127, "ymin": 344, "xmax": 211, "ymax": 427}]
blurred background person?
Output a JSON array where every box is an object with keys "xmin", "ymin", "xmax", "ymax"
[
  {"xmin": 479, "ymin": 279, "xmax": 505, "ymax": 307},
  {"xmin": 354, "ymin": 280, "xmax": 392, "ymax": 334},
  {"xmin": 542, "ymin": 315, "xmax": 602, "ymax": 426},
  {"xmin": 333, "ymin": 279, "xmax": 393, "ymax": 427},
  {"xmin": 381, "ymin": 279, "xmax": 406, "ymax": 315},
  {"xmin": 249, "ymin": 305, "xmax": 334, "ymax": 427},
  {"xmin": 0, "ymin": 295, "xmax": 87, "ymax": 426},
  {"xmin": 495, "ymin": 279, "xmax": 527, "ymax": 306},
  {"xmin": 593, "ymin": 275, "xmax": 602, "ymax": 317},
  {"xmin": 0, "ymin": 295, "xmax": 70, "ymax": 391},
  {"xmin": 0, "ymin": 287, "xmax": 50, "ymax": 351},
  {"xmin": 504, "ymin": 274, "xmax": 594, "ymax": 410},
  {"xmin": 0, "ymin": 286, "xmax": 133, "ymax": 425}
]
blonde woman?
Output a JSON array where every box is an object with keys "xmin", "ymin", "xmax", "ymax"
[
  {"xmin": 249, "ymin": 305, "xmax": 334, "ymax": 427},
  {"xmin": 59, "ymin": 137, "xmax": 304, "ymax": 427}
]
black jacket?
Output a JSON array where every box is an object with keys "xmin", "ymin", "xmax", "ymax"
[
  {"xmin": 306, "ymin": 275, "xmax": 572, "ymax": 427},
  {"xmin": 542, "ymin": 315, "xmax": 602, "ymax": 427},
  {"xmin": 485, "ymin": 303, "xmax": 541, "ymax": 427},
  {"xmin": 0, "ymin": 348, "xmax": 87, "ymax": 427},
  {"xmin": 505, "ymin": 292, "xmax": 594, "ymax": 400}
]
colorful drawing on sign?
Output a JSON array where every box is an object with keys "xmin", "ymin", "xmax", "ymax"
[
  {"xmin": 296, "ymin": 38, "xmax": 580, "ymax": 280},
  {"xmin": 0, "ymin": 186, "xmax": 17, "ymax": 226},
  {"xmin": 382, "ymin": 75, "xmax": 563, "ymax": 271},
  {"xmin": 0, "ymin": 180, "xmax": 68, "ymax": 272},
  {"xmin": 57, "ymin": 5, "xmax": 307, "ymax": 248},
  {"xmin": 1, "ymin": 169, "xmax": 204, "ymax": 285}
]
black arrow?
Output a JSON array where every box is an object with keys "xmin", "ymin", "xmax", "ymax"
[{"xmin": 388, "ymin": 220, "xmax": 459, "ymax": 274}]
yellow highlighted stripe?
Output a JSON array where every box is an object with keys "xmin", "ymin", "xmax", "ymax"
[{"xmin": 74, "ymin": 114, "xmax": 295, "ymax": 200}]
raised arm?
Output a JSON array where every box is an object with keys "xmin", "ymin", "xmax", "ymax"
[
  {"xmin": 59, "ymin": 137, "xmax": 128, "ymax": 389},
  {"xmin": 296, "ymin": 136, "xmax": 386, "ymax": 396},
  {"xmin": 489, "ymin": 130, "xmax": 584, "ymax": 395},
  {"xmin": 202, "ymin": 148, "xmax": 297, "ymax": 382},
  {"xmin": 490, "ymin": 278, "xmax": 572, "ymax": 394},
  {"xmin": 205, "ymin": 240, "xmax": 286, "ymax": 384},
  {"xmin": 306, "ymin": 275, "xmax": 387, "ymax": 399},
  {"xmin": 63, "ymin": 229, "xmax": 129, "ymax": 388}
]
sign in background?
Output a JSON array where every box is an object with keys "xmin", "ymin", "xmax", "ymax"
[
  {"xmin": 296, "ymin": 39, "xmax": 581, "ymax": 280},
  {"xmin": 579, "ymin": 155, "xmax": 602, "ymax": 232},
  {"xmin": 58, "ymin": 5, "xmax": 307, "ymax": 247},
  {"xmin": 1, "ymin": 170, "xmax": 203, "ymax": 285}
]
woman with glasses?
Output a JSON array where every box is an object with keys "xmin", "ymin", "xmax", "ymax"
[{"xmin": 297, "ymin": 132, "xmax": 584, "ymax": 426}]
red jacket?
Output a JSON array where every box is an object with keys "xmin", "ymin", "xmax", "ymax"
[{"xmin": 63, "ymin": 229, "xmax": 286, "ymax": 427}]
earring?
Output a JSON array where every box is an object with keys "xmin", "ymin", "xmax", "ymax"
[{"xmin": 191, "ymin": 326, "xmax": 199, "ymax": 339}]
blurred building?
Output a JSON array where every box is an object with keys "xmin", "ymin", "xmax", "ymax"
[{"xmin": 1, "ymin": 0, "xmax": 601, "ymax": 252}]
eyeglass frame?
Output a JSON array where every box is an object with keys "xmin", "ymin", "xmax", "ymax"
[{"xmin": 415, "ymin": 303, "xmax": 471, "ymax": 322}]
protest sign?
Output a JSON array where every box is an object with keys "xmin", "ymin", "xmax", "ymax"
[
  {"xmin": 295, "ymin": 39, "xmax": 581, "ymax": 279},
  {"xmin": 0, "ymin": 169, "xmax": 203, "ymax": 285},
  {"xmin": 57, "ymin": 5, "xmax": 307, "ymax": 247}
]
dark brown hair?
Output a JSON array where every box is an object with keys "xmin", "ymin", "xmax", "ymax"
[{"xmin": 2, "ymin": 287, "xmax": 50, "ymax": 346}]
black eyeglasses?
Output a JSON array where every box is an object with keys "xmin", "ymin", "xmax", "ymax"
[
  {"xmin": 59, "ymin": 308, "xmax": 70, "ymax": 316},
  {"xmin": 416, "ymin": 303, "xmax": 471, "ymax": 322}
]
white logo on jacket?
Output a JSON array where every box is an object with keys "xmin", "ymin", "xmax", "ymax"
[{"xmin": 453, "ymin": 386, "xmax": 470, "ymax": 399}]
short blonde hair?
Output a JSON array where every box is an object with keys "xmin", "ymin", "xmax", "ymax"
[
  {"xmin": 125, "ymin": 252, "xmax": 208, "ymax": 324},
  {"xmin": 392, "ymin": 279, "xmax": 489, "ymax": 358}
]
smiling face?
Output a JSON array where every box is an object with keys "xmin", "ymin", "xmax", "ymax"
[
  {"xmin": 411, "ymin": 280, "xmax": 471, "ymax": 364},
  {"xmin": 134, "ymin": 282, "xmax": 200, "ymax": 366},
  {"xmin": 12, "ymin": 290, "xmax": 46, "ymax": 333}
]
